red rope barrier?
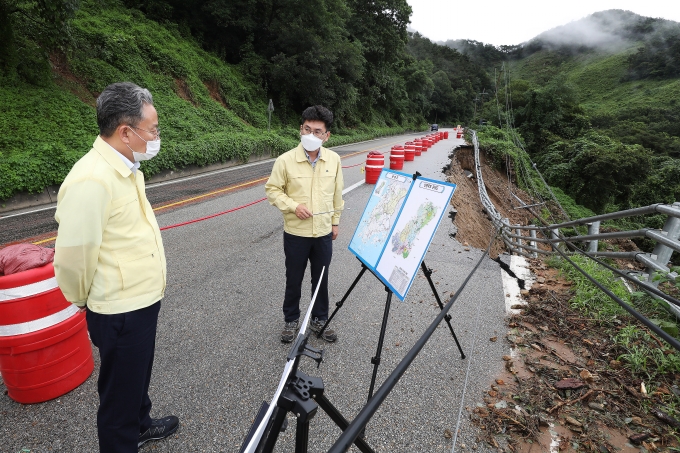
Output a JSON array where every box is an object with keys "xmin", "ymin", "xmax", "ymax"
[
  {"xmin": 342, "ymin": 162, "xmax": 364, "ymax": 168},
  {"xmin": 160, "ymin": 197, "xmax": 267, "ymax": 231},
  {"xmin": 159, "ymin": 154, "xmax": 366, "ymax": 231}
]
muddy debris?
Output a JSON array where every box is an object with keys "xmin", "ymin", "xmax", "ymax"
[{"xmin": 469, "ymin": 261, "xmax": 680, "ymax": 452}]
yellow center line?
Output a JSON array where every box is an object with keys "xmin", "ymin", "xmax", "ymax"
[
  {"xmin": 153, "ymin": 176, "xmax": 269, "ymax": 211},
  {"xmin": 30, "ymin": 137, "xmax": 412, "ymax": 245}
]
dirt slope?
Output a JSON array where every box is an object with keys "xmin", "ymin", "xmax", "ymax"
[
  {"xmin": 445, "ymin": 145, "xmax": 534, "ymax": 258},
  {"xmin": 443, "ymin": 143, "xmax": 680, "ymax": 453}
]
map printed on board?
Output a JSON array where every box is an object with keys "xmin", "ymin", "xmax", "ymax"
[
  {"xmin": 374, "ymin": 177, "xmax": 456, "ymax": 301},
  {"xmin": 348, "ymin": 169, "xmax": 412, "ymax": 268}
]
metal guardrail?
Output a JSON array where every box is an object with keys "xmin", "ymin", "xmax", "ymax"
[{"xmin": 470, "ymin": 130, "xmax": 680, "ymax": 315}]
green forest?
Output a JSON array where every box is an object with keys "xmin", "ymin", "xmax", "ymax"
[
  {"xmin": 1, "ymin": 3, "xmax": 679, "ymax": 225},
  {"xmin": 0, "ymin": 0, "xmax": 485, "ymax": 201},
  {"xmin": 452, "ymin": 10, "xmax": 680, "ymax": 218}
]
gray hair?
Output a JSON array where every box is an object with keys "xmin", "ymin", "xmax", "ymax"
[{"xmin": 96, "ymin": 82, "xmax": 154, "ymax": 137}]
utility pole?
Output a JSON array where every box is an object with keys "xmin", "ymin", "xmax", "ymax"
[
  {"xmin": 267, "ymin": 99, "xmax": 274, "ymax": 133},
  {"xmin": 475, "ymin": 89, "xmax": 489, "ymax": 125}
]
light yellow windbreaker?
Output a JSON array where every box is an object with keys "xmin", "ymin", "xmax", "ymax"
[
  {"xmin": 53, "ymin": 136, "xmax": 166, "ymax": 314},
  {"xmin": 265, "ymin": 144, "xmax": 344, "ymax": 237}
]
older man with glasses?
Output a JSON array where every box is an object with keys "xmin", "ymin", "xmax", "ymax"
[
  {"xmin": 54, "ymin": 82, "xmax": 178, "ymax": 452},
  {"xmin": 265, "ymin": 105, "xmax": 345, "ymax": 343}
]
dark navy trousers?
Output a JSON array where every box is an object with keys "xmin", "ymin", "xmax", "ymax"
[
  {"xmin": 283, "ymin": 232, "xmax": 332, "ymax": 322},
  {"xmin": 86, "ymin": 301, "xmax": 161, "ymax": 453}
]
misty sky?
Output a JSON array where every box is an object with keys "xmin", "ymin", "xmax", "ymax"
[{"xmin": 408, "ymin": 0, "xmax": 680, "ymax": 46}]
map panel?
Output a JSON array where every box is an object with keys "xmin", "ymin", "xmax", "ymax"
[
  {"xmin": 348, "ymin": 169, "xmax": 412, "ymax": 268},
  {"xmin": 375, "ymin": 178, "xmax": 456, "ymax": 301}
]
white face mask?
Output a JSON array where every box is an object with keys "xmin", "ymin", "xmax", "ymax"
[
  {"xmin": 128, "ymin": 127, "xmax": 161, "ymax": 162},
  {"xmin": 300, "ymin": 133, "xmax": 323, "ymax": 152}
]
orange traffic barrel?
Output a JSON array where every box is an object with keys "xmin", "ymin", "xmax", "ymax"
[
  {"xmin": 404, "ymin": 142, "xmax": 416, "ymax": 161},
  {"xmin": 389, "ymin": 146, "xmax": 405, "ymax": 170},
  {"xmin": 0, "ymin": 263, "xmax": 94, "ymax": 403},
  {"xmin": 414, "ymin": 140, "xmax": 423, "ymax": 156},
  {"xmin": 456, "ymin": 130, "xmax": 463, "ymax": 138},
  {"xmin": 444, "ymin": 131, "xmax": 449, "ymax": 139},
  {"xmin": 365, "ymin": 151, "xmax": 384, "ymax": 184}
]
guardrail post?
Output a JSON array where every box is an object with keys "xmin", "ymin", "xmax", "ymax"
[
  {"xmin": 529, "ymin": 227, "xmax": 538, "ymax": 258},
  {"xmin": 642, "ymin": 203, "xmax": 680, "ymax": 317},
  {"xmin": 515, "ymin": 225, "xmax": 523, "ymax": 251},
  {"xmin": 587, "ymin": 221, "xmax": 600, "ymax": 253},
  {"xmin": 550, "ymin": 228, "xmax": 563, "ymax": 252}
]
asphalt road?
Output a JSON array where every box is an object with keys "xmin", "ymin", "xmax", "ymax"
[
  {"xmin": 0, "ymin": 134, "xmax": 418, "ymax": 246},
  {"xmin": 1, "ymin": 129, "xmax": 509, "ymax": 453}
]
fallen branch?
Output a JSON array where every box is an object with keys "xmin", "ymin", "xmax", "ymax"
[
  {"xmin": 612, "ymin": 376, "xmax": 646, "ymax": 399},
  {"xmin": 548, "ymin": 389, "xmax": 594, "ymax": 414},
  {"xmin": 651, "ymin": 407, "xmax": 680, "ymax": 429},
  {"xmin": 491, "ymin": 408, "xmax": 528, "ymax": 431}
]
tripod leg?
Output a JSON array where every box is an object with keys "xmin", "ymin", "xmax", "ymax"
[
  {"xmin": 295, "ymin": 418, "xmax": 310, "ymax": 453},
  {"xmin": 318, "ymin": 264, "xmax": 368, "ymax": 338},
  {"xmin": 368, "ymin": 288, "xmax": 393, "ymax": 402},
  {"xmin": 259, "ymin": 407, "xmax": 288, "ymax": 453},
  {"xmin": 316, "ymin": 394, "xmax": 376, "ymax": 453},
  {"xmin": 420, "ymin": 261, "xmax": 466, "ymax": 359}
]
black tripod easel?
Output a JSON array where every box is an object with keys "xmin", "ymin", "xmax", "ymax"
[
  {"xmin": 318, "ymin": 261, "xmax": 465, "ymax": 402},
  {"xmin": 241, "ymin": 333, "xmax": 376, "ymax": 453},
  {"xmin": 316, "ymin": 172, "xmax": 465, "ymax": 402}
]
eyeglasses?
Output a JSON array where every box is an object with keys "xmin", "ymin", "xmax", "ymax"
[
  {"xmin": 131, "ymin": 126, "xmax": 161, "ymax": 139},
  {"xmin": 301, "ymin": 125, "xmax": 328, "ymax": 139}
]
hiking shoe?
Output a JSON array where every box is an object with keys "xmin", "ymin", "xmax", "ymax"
[
  {"xmin": 138, "ymin": 415, "xmax": 179, "ymax": 447},
  {"xmin": 281, "ymin": 319, "xmax": 299, "ymax": 343},
  {"xmin": 310, "ymin": 318, "xmax": 337, "ymax": 342}
]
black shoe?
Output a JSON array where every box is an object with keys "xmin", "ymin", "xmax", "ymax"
[
  {"xmin": 309, "ymin": 318, "xmax": 337, "ymax": 342},
  {"xmin": 138, "ymin": 415, "xmax": 179, "ymax": 447},
  {"xmin": 281, "ymin": 319, "xmax": 299, "ymax": 343}
]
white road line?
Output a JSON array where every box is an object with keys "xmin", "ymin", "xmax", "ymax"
[
  {"xmin": 342, "ymin": 179, "xmax": 365, "ymax": 195},
  {"xmin": 0, "ymin": 204, "xmax": 58, "ymax": 219},
  {"xmin": 0, "ymin": 145, "xmax": 380, "ymax": 221},
  {"xmin": 147, "ymin": 158, "xmax": 277, "ymax": 189}
]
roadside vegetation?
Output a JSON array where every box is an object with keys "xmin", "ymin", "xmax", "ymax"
[
  {"xmin": 0, "ymin": 0, "xmax": 489, "ymax": 203},
  {"xmin": 454, "ymin": 10, "xmax": 680, "ymax": 223}
]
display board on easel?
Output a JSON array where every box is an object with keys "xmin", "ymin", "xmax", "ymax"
[{"xmin": 348, "ymin": 169, "xmax": 456, "ymax": 301}]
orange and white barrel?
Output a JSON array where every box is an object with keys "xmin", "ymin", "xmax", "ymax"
[
  {"xmin": 0, "ymin": 263, "xmax": 94, "ymax": 403},
  {"xmin": 389, "ymin": 146, "xmax": 405, "ymax": 170},
  {"xmin": 365, "ymin": 152, "xmax": 385, "ymax": 184}
]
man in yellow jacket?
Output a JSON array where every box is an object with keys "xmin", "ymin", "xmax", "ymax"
[
  {"xmin": 265, "ymin": 105, "xmax": 344, "ymax": 342},
  {"xmin": 54, "ymin": 82, "xmax": 178, "ymax": 452}
]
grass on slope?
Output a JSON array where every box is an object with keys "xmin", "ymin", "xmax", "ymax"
[{"xmin": 0, "ymin": 0, "xmax": 417, "ymax": 202}]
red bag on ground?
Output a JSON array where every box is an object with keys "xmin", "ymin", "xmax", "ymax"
[{"xmin": 0, "ymin": 244, "xmax": 55, "ymax": 276}]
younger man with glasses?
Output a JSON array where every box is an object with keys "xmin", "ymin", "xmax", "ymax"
[{"xmin": 265, "ymin": 105, "xmax": 344, "ymax": 342}]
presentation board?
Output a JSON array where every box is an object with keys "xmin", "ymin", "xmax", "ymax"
[
  {"xmin": 348, "ymin": 169, "xmax": 412, "ymax": 269},
  {"xmin": 348, "ymin": 169, "xmax": 456, "ymax": 301}
]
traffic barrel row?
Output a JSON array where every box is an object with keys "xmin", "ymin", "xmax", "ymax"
[{"xmin": 363, "ymin": 129, "xmax": 454, "ymax": 184}]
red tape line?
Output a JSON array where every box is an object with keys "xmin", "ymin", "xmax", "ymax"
[
  {"xmin": 159, "ymin": 197, "xmax": 267, "ymax": 231},
  {"xmin": 342, "ymin": 162, "xmax": 364, "ymax": 168}
]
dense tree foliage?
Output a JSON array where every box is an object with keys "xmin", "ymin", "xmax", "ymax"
[
  {"xmin": 4, "ymin": 2, "xmax": 679, "ymax": 216},
  {"xmin": 109, "ymin": 0, "xmax": 476, "ymax": 125},
  {"xmin": 0, "ymin": 0, "xmax": 79, "ymax": 84},
  {"xmin": 627, "ymin": 29, "xmax": 680, "ymax": 80}
]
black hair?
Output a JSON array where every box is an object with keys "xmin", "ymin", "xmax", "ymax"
[
  {"xmin": 96, "ymin": 82, "xmax": 153, "ymax": 137},
  {"xmin": 301, "ymin": 105, "xmax": 333, "ymax": 131}
]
